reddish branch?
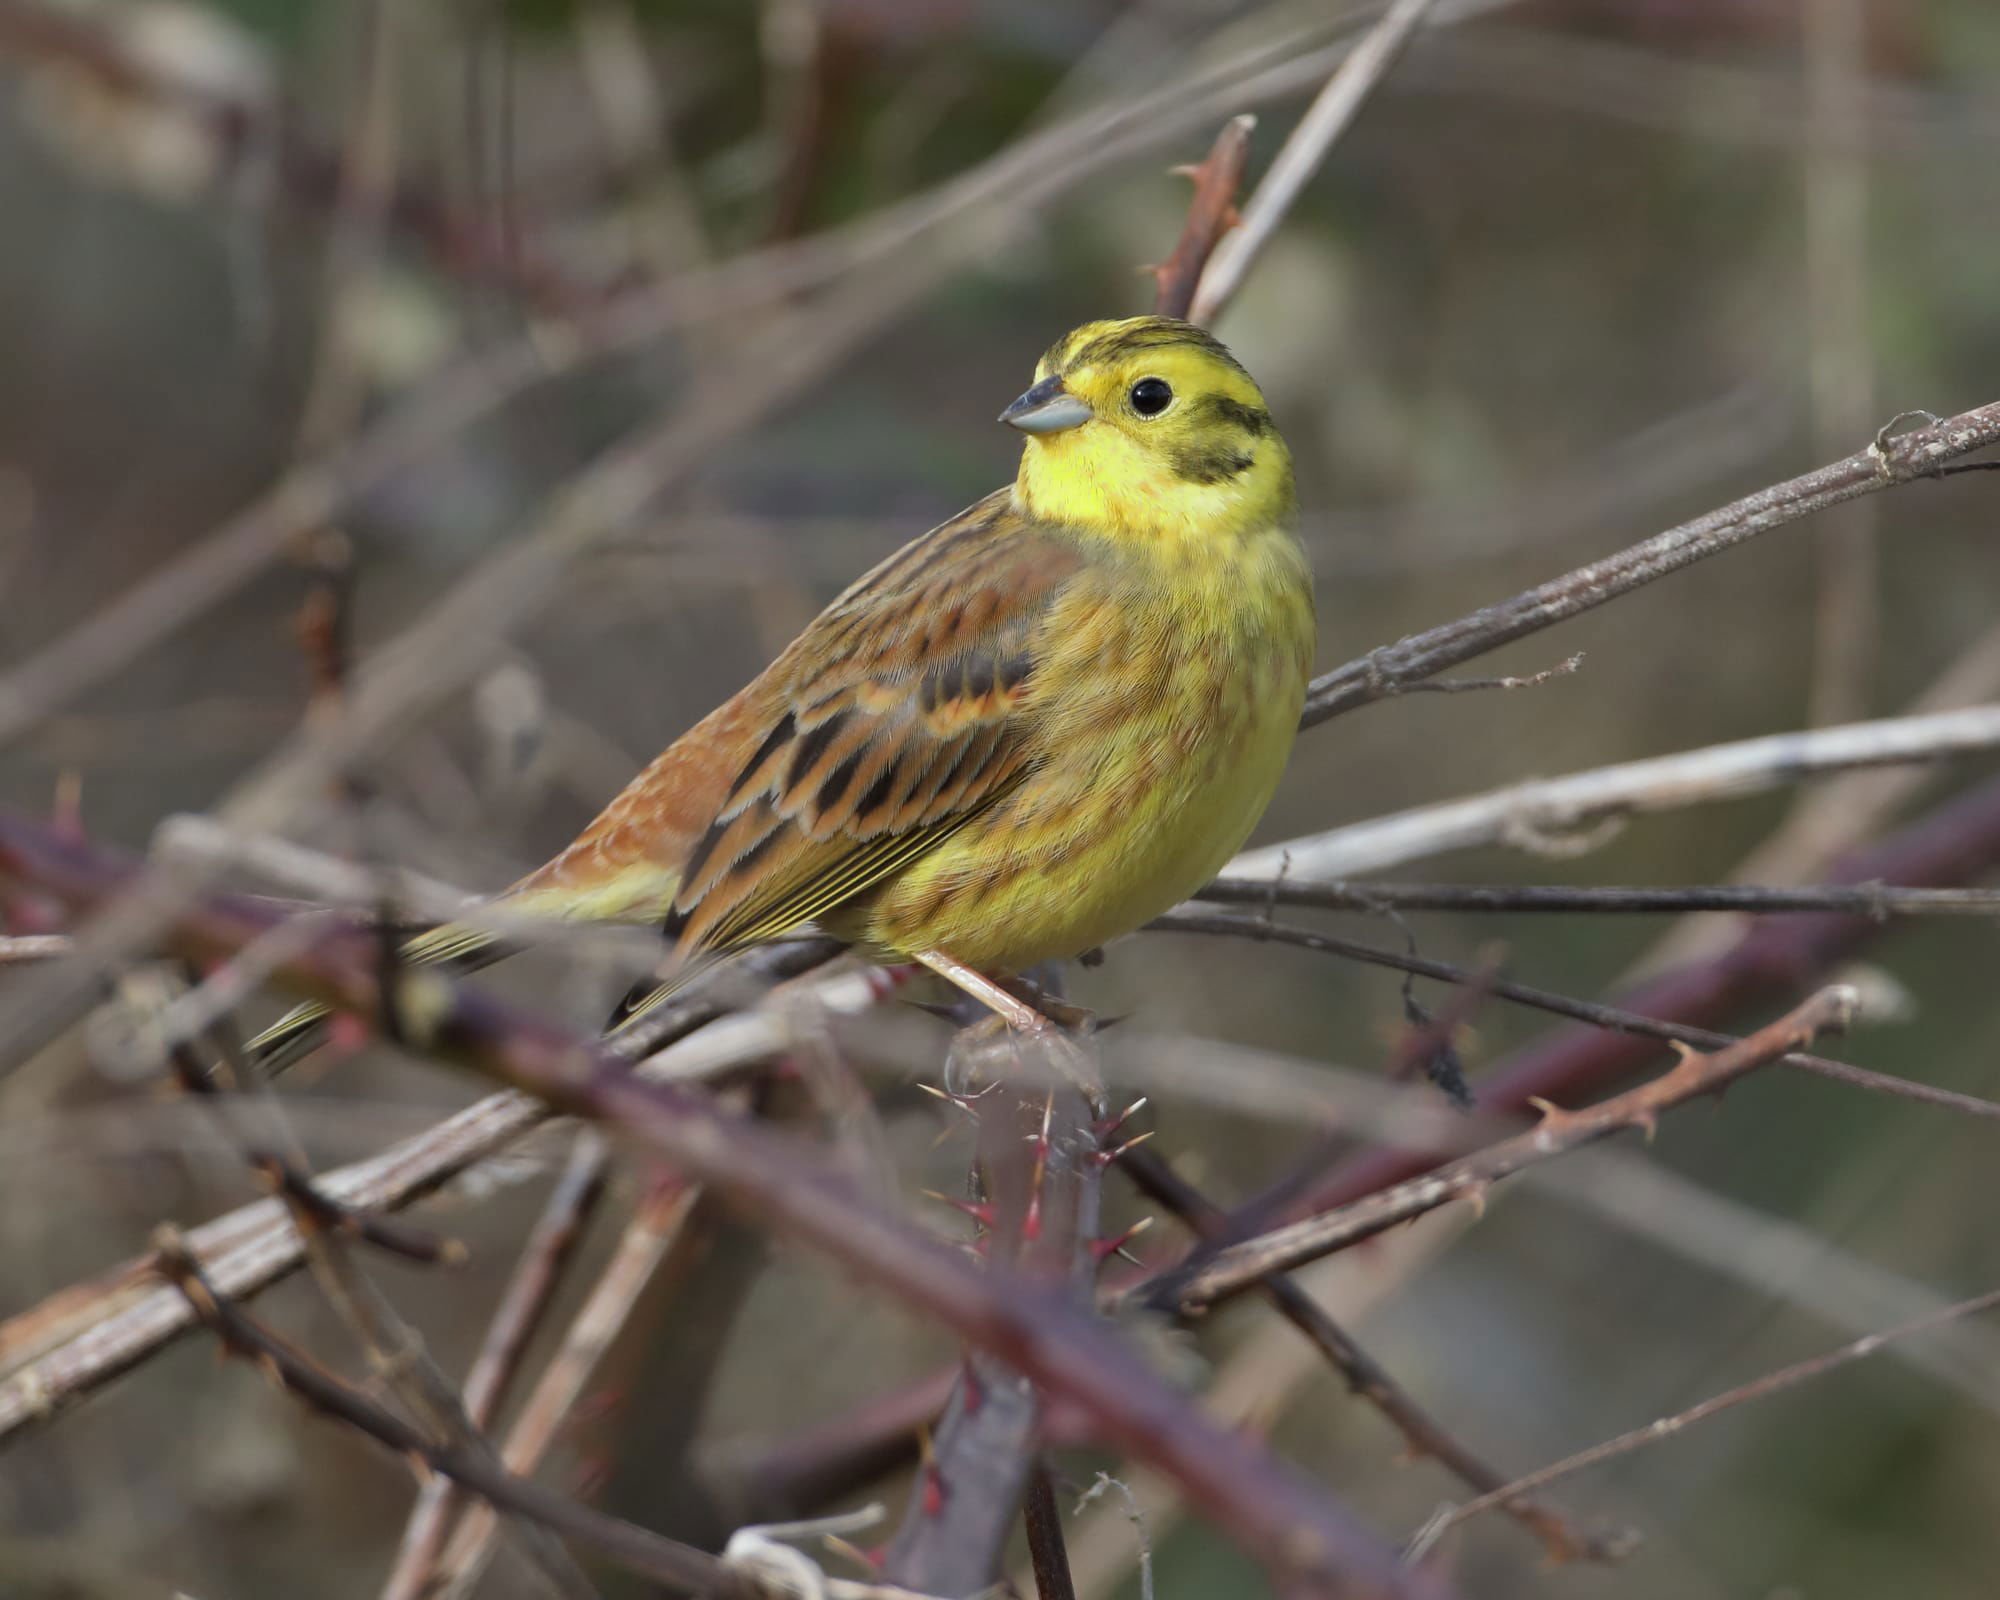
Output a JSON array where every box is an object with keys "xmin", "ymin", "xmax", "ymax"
[
  {"xmin": 884, "ymin": 1035, "xmax": 1105, "ymax": 1592},
  {"xmin": 1150, "ymin": 115, "xmax": 1254, "ymax": 320},
  {"xmin": 1117, "ymin": 1145, "xmax": 1631, "ymax": 1565},
  {"xmin": 1165, "ymin": 987, "xmax": 1858, "ymax": 1311},
  {"xmin": 0, "ymin": 813, "xmax": 1443, "ymax": 1600}
]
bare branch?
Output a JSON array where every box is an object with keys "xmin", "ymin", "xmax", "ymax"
[
  {"xmin": 149, "ymin": 1228, "xmax": 720, "ymax": 1594},
  {"xmin": 1162, "ymin": 988, "xmax": 1857, "ymax": 1312},
  {"xmin": 1421, "ymin": 1283, "xmax": 2000, "ymax": 1554},
  {"xmin": 0, "ymin": 11, "xmax": 1443, "ymax": 754},
  {"xmin": 1235, "ymin": 704, "xmax": 2000, "ymax": 882},
  {"xmin": 0, "ymin": 0, "xmax": 589, "ymax": 307},
  {"xmin": 380, "ymin": 1130, "xmax": 612, "ymax": 1600},
  {"xmin": 1198, "ymin": 879, "xmax": 2000, "ymax": 917},
  {"xmin": 0, "ymin": 938, "xmax": 846, "ymax": 1429},
  {"xmin": 1300, "ymin": 402, "xmax": 2000, "ymax": 726},
  {"xmin": 1391, "ymin": 653, "xmax": 1585, "ymax": 696},
  {"xmin": 1025, "ymin": 1462, "xmax": 1081, "ymax": 1600},
  {"xmin": 1154, "ymin": 770, "xmax": 2000, "ymax": 1316},
  {"xmin": 885, "ymin": 1021, "xmax": 1105, "ymax": 1595},
  {"xmin": 428, "ymin": 1175, "xmax": 700, "ymax": 1599}
]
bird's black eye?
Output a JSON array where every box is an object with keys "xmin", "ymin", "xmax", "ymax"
[{"xmin": 1129, "ymin": 377, "xmax": 1173, "ymax": 417}]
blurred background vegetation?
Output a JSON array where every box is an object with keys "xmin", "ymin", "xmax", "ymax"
[{"xmin": 3, "ymin": 1, "xmax": 2000, "ymax": 1596}]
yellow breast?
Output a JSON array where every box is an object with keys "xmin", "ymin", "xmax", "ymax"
[{"xmin": 849, "ymin": 525, "xmax": 1313, "ymax": 971}]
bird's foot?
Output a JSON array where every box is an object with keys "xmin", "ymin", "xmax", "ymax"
[
  {"xmin": 937, "ymin": 1002, "xmax": 1101, "ymax": 1111},
  {"xmin": 913, "ymin": 948, "xmax": 1104, "ymax": 1110}
]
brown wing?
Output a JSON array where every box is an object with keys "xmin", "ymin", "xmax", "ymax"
[{"xmin": 657, "ymin": 490, "xmax": 1080, "ymax": 964}]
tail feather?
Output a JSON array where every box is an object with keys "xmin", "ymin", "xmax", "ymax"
[
  {"xmin": 604, "ymin": 953, "xmax": 718, "ymax": 1037},
  {"xmin": 244, "ymin": 921, "xmax": 507, "ymax": 1072}
]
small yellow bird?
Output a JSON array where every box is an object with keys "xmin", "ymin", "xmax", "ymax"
[{"xmin": 252, "ymin": 315, "xmax": 1312, "ymax": 1061}]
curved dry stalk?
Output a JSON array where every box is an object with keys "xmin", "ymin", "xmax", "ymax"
[
  {"xmin": 380, "ymin": 1130, "xmax": 612, "ymax": 1600},
  {"xmin": 1234, "ymin": 704, "xmax": 2000, "ymax": 882},
  {"xmin": 428, "ymin": 1177, "xmax": 700, "ymax": 1600}
]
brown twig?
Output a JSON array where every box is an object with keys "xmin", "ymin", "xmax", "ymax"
[
  {"xmin": 0, "ymin": 937, "xmax": 839, "ymax": 1424},
  {"xmin": 0, "ymin": 13, "xmax": 1440, "ymax": 755},
  {"xmin": 196, "ymin": 1019, "xmax": 598, "ymax": 1599},
  {"xmin": 1116, "ymin": 1146, "xmax": 1630, "ymax": 1566},
  {"xmin": 428, "ymin": 1173, "xmax": 700, "ymax": 1599},
  {"xmin": 1161, "ymin": 987, "xmax": 1858, "ymax": 1312},
  {"xmin": 1300, "ymin": 405, "xmax": 2000, "ymax": 726},
  {"xmin": 1418, "ymin": 1283, "xmax": 2000, "ymax": 1555},
  {"xmin": 379, "ymin": 1129, "xmax": 612, "ymax": 1600},
  {"xmin": 1392, "ymin": 653, "xmax": 1585, "ymax": 696},
  {"xmin": 1141, "ymin": 769, "xmax": 2000, "ymax": 1322},
  {"xmin": 1150, "ymin": 115, "xmax": 1255, "ymax": 319},
  {"xmin": 149, "ymin": 1227, "xmax": 718, "ymax": 1593}
]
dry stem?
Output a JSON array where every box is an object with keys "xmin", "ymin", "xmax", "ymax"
[{"xmin": 1163, "ymin": 988, "xmax": 1858, "ymax": 1312}]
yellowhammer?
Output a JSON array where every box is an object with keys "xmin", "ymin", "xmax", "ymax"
[{"xmin": 253, "ymin": 314, "xmax": 1312, "ymax": 1061}]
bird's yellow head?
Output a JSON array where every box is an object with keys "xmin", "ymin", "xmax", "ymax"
[{"xmin": 1001, "ymin": 316, "xmax": 1294, "ymax": 550}]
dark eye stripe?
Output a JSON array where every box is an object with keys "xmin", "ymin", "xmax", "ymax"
[
  {"xmin": 1195, "ymin": 395, "xmax": 1273, "ymax": 436},
  {"xmin": 1170, "ymin": 444, "xmax": 1256, "ymax": 485}
]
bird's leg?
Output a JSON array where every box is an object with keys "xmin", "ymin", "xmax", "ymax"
[
  {"xmin": 999, "ymin": 968, "xmax": 1096, "ymax": 1037},
  {"xmin": 911, "ymin": 949, "xmax": 1059, "ymax": 1037},
  {"xmin": 913, "ymin": 949, "xmax": 1102, "ymax": 1112}
]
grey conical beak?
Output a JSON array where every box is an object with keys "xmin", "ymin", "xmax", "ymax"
[{"xmin": 999, "ymin": 375, "xmax": 1093, "ymax": 434}]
